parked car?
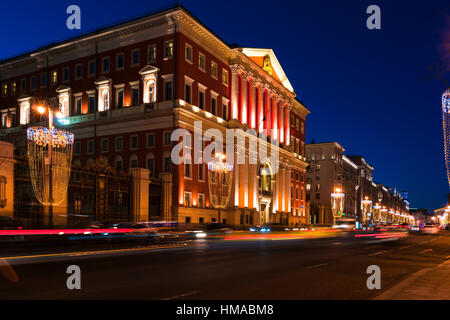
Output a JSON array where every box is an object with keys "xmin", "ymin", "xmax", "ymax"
[{"xmin": 420, "ymin": 224, "xmax": 440, "ymax": 235}]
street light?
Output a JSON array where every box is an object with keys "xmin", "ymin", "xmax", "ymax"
[
  {"xmin": 27, "ymin": 99, "xmax": 74, "ymax": 226},
  {"xmin": 361, "ymin": 196, "xmax": 372, "ymax": 226},
  {"xmin": 331, "ymin": 187, "xmax": 345, "ymax": 224}
]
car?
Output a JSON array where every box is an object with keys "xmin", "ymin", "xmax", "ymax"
[{"xmin": 420, "ymin": 224, "xmax": 440, "ymax": 235}]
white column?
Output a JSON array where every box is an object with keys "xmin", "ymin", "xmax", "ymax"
[
  {"xmin": 272, "ymin": 96, "xmax": 278, "ymax": 140},
  {"xmin": 231, "ymin": 65, "xmax": 239, "ymax": 120},
  {"xmin": 286, "ymin": 168, "xmax": 291, "ymax": 213},
  {"xmin": 279, "ymin": 103, "xmax": 284, "ymax": 144},
  {"xmin": 281, "ymin": 165, "xmax": 285, "ymax": 212},
  {"xmin": 265, "ymin": 87, "xmax": 271, "ymax": 135}
]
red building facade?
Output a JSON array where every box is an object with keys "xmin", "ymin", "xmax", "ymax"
[{"xmin": 0, "ymin": 6, "xmax": 310, "ymax": 226}]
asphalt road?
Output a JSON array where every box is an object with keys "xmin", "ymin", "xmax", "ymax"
[{"xmin": 0, "ymin": 232, "xmax": 449, "ymax": 299}]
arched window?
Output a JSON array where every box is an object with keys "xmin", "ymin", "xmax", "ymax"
[{"xmin": 129, "ymin": 154, "xmax": 138, "ymax": 169}]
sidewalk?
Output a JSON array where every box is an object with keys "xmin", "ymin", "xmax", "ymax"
[{"xmin": 374, "ymin": 258, "xmax": 450, "ymax": 300}]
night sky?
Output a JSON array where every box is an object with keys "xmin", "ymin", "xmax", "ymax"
[{"xmin": 1, "ymin": 0, "xmax": 450, "ymax": 211}]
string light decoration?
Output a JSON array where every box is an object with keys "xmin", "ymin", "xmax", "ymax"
[
  {"xmin": 330, "ymin": 187, "xmax": 345, "ymax": 223},
  {"xmin": 373, "ymin": 204, "xmax": 382, "ymax": 223},
  {"xmin": 27, "ymin": 127, "xmax": 74, "ymax": 206},
  {"xmin": 361, "ymin": 196, "xmax": 372, "ymax": 225},
  {"xmin": 208, "ymin": 153, "xmax": 233, "ymax": 223},
  {"xmin": 380, "ymin": 206, "xmax": 388, "ymax": 222},
  {"xmin": 442, "ymin": 89, "xmax": 450, "ymax": 186}
]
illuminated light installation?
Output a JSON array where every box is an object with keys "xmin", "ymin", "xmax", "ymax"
[
  {"xmin": 387, "ymin": 209, "xmax": 395, "ymax": 224},
  {"xmin": 208, "ymin": 153, "xmax": 233, "ymax": 223},
  {"xmin": 361, "ymin": 196, "xmax": 372, "ymax": 226},
  {"xmin": 27, "ymin": 127, "xmax": 74, "ymax": 206},
  {"xmin": 380, "ymin": 206, "xmax": 388, "ymax": 222},
  {"xmin": 442, "ymin": 89, "xmax": 450, "ymax": 186},
  {"xmin": 373, "ymin": 203, "xmax": 382, "ymax": 223},
  {"xmin": 27, "ymin": 100, "xmax": 74, "ymax": 214},
  {"xmin": 331, "ymin": 187, "xmax": 345, "ymax": 224}
]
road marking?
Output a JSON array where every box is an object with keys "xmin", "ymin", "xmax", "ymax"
[
  {"xmin": 306, "ymin": 263, "xmax": 329, "ymax": 269},
  {"xmin": 419, "ymin": 249, "xmax": 433, "ymax": 254},
  {"xmin": 0, "ymin": 243, "xmax": 191, "ymax": 261},
  {"xmin": 399, "ymin": 244, "xmax": 414, "ymax": 249},
  {"xmin": 161, "ymin": 291, "xmax": 198, "ymax": 300},
  {"xmin": 368, "ymin": 250, "xmax": 392, "ymax": 256}
]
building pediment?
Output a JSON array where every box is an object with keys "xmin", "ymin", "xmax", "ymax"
[
  {"xmin": 56, "ymin": 85, "xmax": 71, "ymax": 93},
  {"xmin": 139, "ymin": 65, "xmax": 159, "ymax": 76},
  {"xmin": 239, "ymin": 48, "xmax": 294, "ymax": 93},
  {"xmin": 94, "ymin": 76, "xmax": 112, "ymax": 85}
]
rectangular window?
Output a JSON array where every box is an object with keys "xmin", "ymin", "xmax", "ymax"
[
  {"xmin": 20, "ymin": 78, "xmax": 26, "ymax": 91},
  {"xmin": 40, "ymin": 73, "xmax": 47, "ymax": 88},
  {"xmin": 164, "ymin": 132, "xmax": 171, "ymax": 146},
  {"xmin": 130, "ymin": 135, "xmax": 138, "ymax": 150},
  {"xmin": 198, "ymin": 53, "xmax": 206, "ymax": 71},
  {"xmin": 184, "ymin": 163, "xmax": 191, "ymax": 178},
  {"xmin": 88, "ymin": 140, "xmax": 95, "ymax": 154},
  {"xmin": 211, "ymin": 62, "xmax": 218, "ymax": 79},
  {"xmin": 1, "ymin": 84, "xmax": 6, "ymax": 97},
  {"xmin": 185, "ymin": 44, "xmax": 192, "ymax": 63},
  {"xmin": 211, "ymin": 97, "xmax": 217, "ymax": 115},
  {"xmin": 164, "ymin": 81, "xmax": 173, "ymax": 101},
  {"xmin": 116, "ymin": 53, "xmax": 124, "ymax": 70},
  {"xmin": 102, "ymin": 57, "xmax": 110, "ymax": 73},
  {"xmin": 117, "ymin": 90, "xmax": 124, "ymax": 108},
  {"xmin": 63, "ymin": 67, "xmax": 70, "ymax": 82},
  {"xmin": 75, "ymin": 97, "xmax": 82, "ymax": 115},
  {"xmin": 198, "ymin": 193, "xmax": 205, "ymax": 208},
  {"xmin": 165, "ymin": 157, "xmax": 172, "ymax": 172},
  {"xmin": 132, "ymin": 88, "xmax": 139, "ymax": 106},
  {"xmin": 291, "ymin": 186, "xmax": 294, "ymax": 199},
  {"xmin": 198, "ymin": 163, "xmax": 204, "ymax": 181},
  {"xmin": 74, "ymin": 142, "xmax": 81, "ymax": 155},
  {"xmin": 75, "ymin": 64, "xmax": 82, "ymax": 80},
  {"xmin": 101, "ymin": 138, "xmax": 109, "ymax": 153},
  {"xmin": 164, "ymin": 41, "xmax": 173, "ymax": 59},
  {"xmin": 296, "ymin": 187, "xmax": 299, "ymax": 200},
  {"xmin": 10, "ymin": 82, "xmax": 16, "ymax": 95},
  {"xmin": 222, "ymin": 103, "xmax": 228, "ymax": 120},
  {"xmin": 50, "ymin": 71, "xmax": 57, "ymax": 85},
  {"xmin": 222, "ymin": 69, "xmax": 229, "ymax": 85},
  {"xmin": 131, "ymin": 49, "xmax": 140, "ymax": 66},
  {"xmin": 88, "ymin": 61, "xmax": 96, "ymax": 76},
  {"xmin": 184, "ymin": 191, "xmax": 192, "ymax": 207},
  {"xmin": 31, "ymin": 76, "xmax": 36, "ymax": 90},
  {"xmin": 147, "ymin": 44, "xmax": 156, "ymax": 63},
  {"xmin": 147, "ymin": 133, "xmax": 155, "ymax": 148},
  {"xmin": 88, "ymin": 96, "xmax": 95, "ymax": 113},
  {"xmin": 115, "ymin": 137, "xmax": 123, "ymax": 151},
  {"xmin": 147, "ymin": 158, "xmax": 154, "ymax": 176},
  {"xmin": 199, "ymin": 91, "xmax": 205, "ymax": 109},
  {"xmin": 185, "ymin": 84, "xmax": 191, "ymax": 104}
]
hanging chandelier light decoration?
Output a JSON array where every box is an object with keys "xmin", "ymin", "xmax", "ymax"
[
  {"xmin": 442, "ymin": 89, "xmax": 450, "ymax": 186},
  {"xmin": 330, "ymin": 188, "xmax": 345, "ymax": 222},
  {"xmin": 27, "ymin": 99, "xmax": 74, "ymax": 207},
  {"xmin": 207, "ymin": 153, "xmax": 233, "ymax": 222}
]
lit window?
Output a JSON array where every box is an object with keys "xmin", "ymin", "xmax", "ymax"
[
  {"xmin": 199, "ymin": 53, "xmax": 206, "ymax": 71},
  {"xmin": 185, "ymin": 44, "xmax": 192, "ymax": 63},
  {"xmin": 51, "ymin": 71, "xmax": 57, "ymax": 85},
  {"xmin": 184, "ymin": 191, "xmax": 192, "ymax": 207},
  {"xmin": 164, "ymin": 41, "xmax": 173, "ymax": 59},
  {"xmin": 1, "ymin": 83, "xmax": 8, "ymax": 97},
  {"xmin": 222, "ymin": 69, "xmax": 229, "ymax": 85},
  {"xmin": 211, "ymin": 62, "xmax": 218, "ymax": 79}
]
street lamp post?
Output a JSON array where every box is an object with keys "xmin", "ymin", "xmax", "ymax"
[
  {"xmin": 27, "ymin": 100, "xmax": 73, "ymax": 227},
  {"xmin": 330, "ymin": 187, "xmax": 345, "ymax": 225}
]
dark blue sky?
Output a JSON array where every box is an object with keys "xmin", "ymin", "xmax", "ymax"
[{"xmin": 1, "ymin": 0, "xmax": 450, "ymax": 211}]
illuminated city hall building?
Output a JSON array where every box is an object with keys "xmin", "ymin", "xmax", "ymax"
[{"xmin": 0, "ymin": 6, "xmax": 309, "ymax": 226}]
